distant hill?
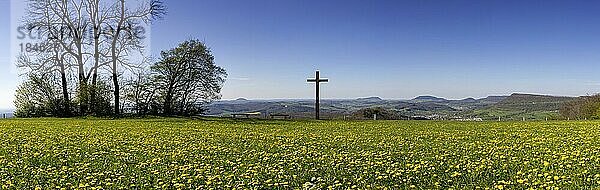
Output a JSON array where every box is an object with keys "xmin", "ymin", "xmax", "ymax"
[
  {"xmin": 478, "ymin": 96, "xmax": 509, "ymax": 104},
  {"xmin": 205, "ymin": 94, "xmax": 571, "ymax": 120},
  {"xmin": 206, "ymin": 96, "xmax": 487, "ymax": 119},
  {"xmin": 492, "ymin": 93, "xmax": 575, "ymax": 111},
  {"xmin": 444, "ymin": 96, "xmax": 506, "ymax": 111},
  {"xmin": 461, "ymin": 98, "xmax": 477, "ymax": 102},
  {"xmin": 464, "ymin": 93, "xmax": 575, "ymax": 120},
  {"xmin": 411, "ymin": 96, "xmax": 447, "ymax": 102},
  {"xmin": 356, "ymin": 97, "xmax": 383, "ymax": 101}
]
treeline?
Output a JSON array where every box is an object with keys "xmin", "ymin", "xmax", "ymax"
[
  {"xmin": 559, "ymin": 94, "xmax": 600, "ymax": 120},
  {"xmin": 352, "ymin": 107, "xmax": 408, "ymax": 120},
  {"xmin": 14, "ymin": 0, "xmax": 226, "ymax": 117}
]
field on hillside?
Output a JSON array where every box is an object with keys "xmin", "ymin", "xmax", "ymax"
[{"xmin": 1, "ymin": 118, "xmax": 600, "ymax": 189}]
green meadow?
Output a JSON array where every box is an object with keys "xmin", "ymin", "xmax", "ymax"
[{"xmin": 1, "ymin": 118, "xmax": 600, "ymax": 189}]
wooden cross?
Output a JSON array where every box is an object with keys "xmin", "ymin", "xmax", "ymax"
[{"xmin": 307, "ymin": 70, "xmax": 329, "ymax": 120}]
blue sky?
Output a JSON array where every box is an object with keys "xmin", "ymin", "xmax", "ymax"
[{"xmin": 2, "ymin": 0, "xmax": 600, "ymax": 109}]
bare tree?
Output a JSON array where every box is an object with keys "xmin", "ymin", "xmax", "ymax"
[
  {"xmin": 25, "ymin": 0, "xmax": 91, "ymax": 114},
  {"xmin": 84, "ymin": 0, "xmax": 110, "ymax": 113},
  {"xmin": 104, "ymin": 0, "xmax": 165, "ymax": 115},
  {"xmin": 19, "ymin": 0, "xmax": 74, "ymax": 116},
  {"xmin": 22, "ymin": 0, "xmax": 165, "ymax": 116},
  {"xmin": 16, "ymin": 45, "xmax": 73, "ymax": 116}
]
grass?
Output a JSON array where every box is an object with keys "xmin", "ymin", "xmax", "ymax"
[
  {"xmin": 467, "ymin": 109, "xmax": 560, "ymax": 121},
  {"xmin": 1, "ymin": 118, "xmax": 600, "ymax": 189}
]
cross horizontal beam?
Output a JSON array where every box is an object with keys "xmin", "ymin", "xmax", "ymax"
[{"xmin": 307, "ymin": 78, "xmax": 329, "ymax": 83}]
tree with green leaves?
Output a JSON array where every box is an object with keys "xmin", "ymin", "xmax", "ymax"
[{"xmin": 151, "ymin": 40, "xmax": 227, "ymax": 115}]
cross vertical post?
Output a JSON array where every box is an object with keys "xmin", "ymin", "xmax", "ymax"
[{"xmin": 307, "ymin": 70, "xmax": 328, "ymax": 120}]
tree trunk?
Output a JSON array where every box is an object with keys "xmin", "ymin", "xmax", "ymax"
[
  {"xmin": 164, "ymin": 86, "xmax": 174, "ymax": 115},
  {"xmin": 90, "ymin": 33, "xmax": 100, "ymax": 114},
  {"xmin": 90, "ymin": 46, "xmax": 99, "ymax": 114},
  {"xmin": 109, "ymin": 0, "xmax": 125, "ymax": 116},
  {"xmin": 164, "ymin": 95, "xmax": 172, "ymax": 115},
  {"xmin": 112, "ymin": 71, "xmax": 120, "ymax": 116},
  {"xmin": 59, "ymin": 60, "xmax": 71, "ymax": 117},
  {"xmin": 90, "ymin": 69, "xmax": 97, "ymax": 113},
  {"xmin": 90, "ymin": 4, "xmax": 101, "ymax": 114},
  {"xmin": 77, "ymin": 44, "xmax": 87, "ymax": 116}
]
